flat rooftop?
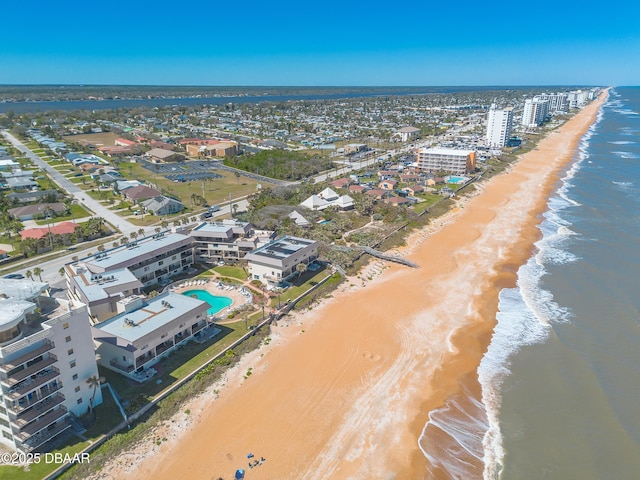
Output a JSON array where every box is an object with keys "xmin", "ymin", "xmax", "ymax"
[
  {"xmin": 68, "ymin": 266, "xmax": 143, "ymax": 303},
  {"xmin": 247, "ymin": 236, "xmax": 316, "ymax": 261},
  {"xmin": 82, "ymin": 232, "xmax": 191, "ymax": 272},
  {"xmin": 93, "ymin": 292, "xmax": 207, "ymax": 344}
]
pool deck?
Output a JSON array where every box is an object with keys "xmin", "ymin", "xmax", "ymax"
[{"xmin": 172, "ymin": 279, "xmax": 251, "ymax": 316}]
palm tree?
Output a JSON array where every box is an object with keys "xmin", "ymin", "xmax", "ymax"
[
  {"xmin": 138, "ymin": 228, "xmax": 145, "ymax": 237},
  {"xmin": 26, "ymin": 270, "xmax": 33, "ymax": 281},
  {"xmin": 59, "ymin": 267, "xmax": 66, "ymax": 278},
  {"xmin": 86, "ymin": 375, "xmax": 105, "ymax": 414},
  {"xmin": 33, "ymin": 267, "xmax": 43, "ymax": 282},
  {"xmin": 296, "ymin": 263, "xmax": 307, "ymax": 278},
  {"xmin": 130, "ymin": 231, "xmax": 138, "ymax": 241}
]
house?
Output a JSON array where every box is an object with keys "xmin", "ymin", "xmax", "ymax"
[
  {"xmin": 288, "ymin": 210, "xmax": 311, "ymax": 227},
  {"xmin": 146, "ymin": 148, "xmax": 184, "ymax": 163},
  {"xmin": 426, "ymin": 177, "xmax": 445, "ymax": 186},
  {"xmin": 318, "ymin": 187, "xmax": 339, "ymax": 202},
  {"xmin": 6, "ymin": 177, "xmax": 38, "ymax": 190},
  {"xmin": 20, "ymin": 222, "xmax": 80, "ymax": 241},
  {"xmin": 9, "ymin": 203, "xmax": 66, "ymax": 221},
  {"xmin": 245, "ymin": 236, "xmax": 319, "ymax": 286},
  {"xmin": 122, "ymin": 185, "xmax": 162, "ymax": 203},
  {"xmin": 385, "ymin": 196, "xmax": 412, "ymax": 206},
  {"xmin": 115, "ymin": 138, "xmax": 137, "ymax": 147},
  {"xmin": 400, "ymin": 174, "xmax": 421, "ymax": 183},
  {"xmin": 334, "ymin": 194, "xmax": 355, "ymax": 210},
  {"xmin": 140, "ymin": 196, "xmax": 185, "ymax": 216},
  {"xmin": 365, "ymin": 189, "xmax": 388, "ymax": 199},
  {"xmin": 149, "ymin": 140, "xmax": 175, "ymax": 151},
  {"xmin": 377, "ymin": 170, "xmax": 397, "ymax": 180},
  {"xmin": 348, "ymin": 184, "xmax": 366, "ymax": 194},
  {"xmin": 6, "ymin": 190, "xmax": 59, "ymax": 204},
  {"xmin": 330, "ymin": 177, "xmax": 351, "ymax": 189},
  {"xmin": 378, "ymin": 179, "xmax": 398, "ymax": 191},
  {"xmin": 401, "ymin": 185, "xmax": 426, "ymax": 196},
  {"xmin": 299, "ymin": 194, "xmax": 330, "ymax": 211},
  {"xmin": 344, "ymin": 143, "xmax": 367, "ymax": 154},
  {"xmin": 92, "ymin": 293, "xmax": 210, "ymax": 379},
  {"xmin": 115, "ymin": 180, "xmax": 143, "ymax": 192}
]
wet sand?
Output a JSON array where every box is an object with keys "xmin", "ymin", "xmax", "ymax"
[{"xmin": 97, "ymin": 93, "xmax": 606, "ymax": 480}]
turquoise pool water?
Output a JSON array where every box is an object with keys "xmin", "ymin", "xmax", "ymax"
[{"xmin": 182, "ymin": 289, "xmax": 232, "ymax": 315}]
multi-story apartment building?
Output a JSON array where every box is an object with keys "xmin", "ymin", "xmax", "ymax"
[
  {"xmin": 92, "ymin": 293, "xmax": 209, "ymax": 379},
  {"xmin": 0, "ymin": 279, "xmax": 101, "ymax": 452},
  {"xmin": 522, "ymin": 98, "xmax": 549, "ymax": 127},
  {"xmin": 416, "ymin": 147, "xmax": 476, "ymax": 175},
  {"xmin": 245, "ymin": 236, "xmax": 319, "ymax": 286},
  {"xmin": 486, "ymin": 105, "xmax": 514, "ymax": 147},
  {"xmin": 66, "ymin": 232, "xmax": 195, "ymax": 321},
  {"xmin": 189, "ymin": 220, "xmax": 275, "ymax": 264}
]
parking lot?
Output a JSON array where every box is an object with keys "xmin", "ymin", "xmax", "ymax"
[{"xmin": 140, "ymin": 160, "xmax": 224, "ymax": 181}]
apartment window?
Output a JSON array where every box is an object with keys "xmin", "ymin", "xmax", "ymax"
[
  {"xmin": 63, "ymin": 322, "xmax": 69, "ymax": 329},
  {"xmin": 158, "ymin": 260, "xmax": 164, "ymax": 266},
  {"xmin": 74, "ymin": 386, "xmax": 80, "ymax": 393},
  {"xmin": 0, "ymin": 418, "xmax": 8, "ymax": 429},
  {"xmin": 72, "ymin": 374, "xmax": 78, "ymax": 381},
  {"xmin": 70, "ymin": 360, "xmax": 76, "ymax": 368},
  {"xmin": 2, "ymin": 431, "xmax": 12, "ymax": 441},
  {"xmin": 77, "ymin": 398, "xmax": 83, "ymax": 405},
  {"xmin": 65, "ymin": 336, "xmax": 71, "ymax": 343},
  {"xmin": 67, "ymin": 349, "xmax": 74, "ymax": 356}
]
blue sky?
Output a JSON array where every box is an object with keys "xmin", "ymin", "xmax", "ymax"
[{"xmin": 1, "ymin": 0, "xmax": 638, "ymax": 86}]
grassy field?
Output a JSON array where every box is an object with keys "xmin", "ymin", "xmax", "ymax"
[
  {"xmin": 212, "ymin": 265, "xmax": 248, "ymax": 280},
  {"xmin": 63, "ymin": 132, "xmax": 121, "ymax": 147},
  {"xmin": 120, "ymin": 161, "xmax": 272, "ymax": 207}
]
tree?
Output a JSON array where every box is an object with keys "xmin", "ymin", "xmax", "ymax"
[
  {"xmin": 138, "ymin": 228, "xmax": 145, "ymax": 237},
  {"xmin": 97, "ymin": 244, "xmax": 105, "ymax": 253},
  {"xmin": 296, "ymin": 263, "xmax": 307, "ymax": 278},
  {"xmin": 130, "ymin": 231, "xmax": 138, "ymax": 241},
  {"xmin": 26, "ymin": 270, "xmax": 33, "ymax": 281},
  {"xmin": 59, "ymin": 267, "xmax": 66, "ymax": 278},
  {"xmin": 86, "ymin": 375, "xmax": 105, "ymax": 414},
  {"xmin": 234, "ymin": 171, "xmax": 241, "ymax": 184},
  {"xmin": 33, "ymin": 267, "xmax": 43, "ymax": 282}
]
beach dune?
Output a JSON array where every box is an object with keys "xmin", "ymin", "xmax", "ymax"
[{"xmin": 106, "ymin": 93, "xmax": 606, "ymax": 480}]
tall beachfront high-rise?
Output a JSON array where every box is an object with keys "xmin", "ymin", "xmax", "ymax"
[
  {"xmin": 521, "ymin": 98, "xmax": 549, "ymax": 127},
  {"xmin": 0, "ymin": 279, "xmax": 102, "ymax": 453},
  {"xmin": 486, "ymin": 105, "xmax": 514, "ymax": 147}
]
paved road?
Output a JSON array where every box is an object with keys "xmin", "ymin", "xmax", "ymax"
[{"xmin": 2, "ymin": 130, "xmax": 139, "ymax": 236}]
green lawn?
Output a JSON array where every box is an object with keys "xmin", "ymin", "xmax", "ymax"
[
  {"xmin": 212, "ymin": 265, "xmax": 248, "ymax": 280},
  {"xmin": 270, "ymin": 266, "xmax": 332, "ymax": 307},
  {"xmin": 34, "ymin": 205, "xmax": 91, "ymax": 225},
  {"xmin": 100, "ymin": 320, "xmax": 249, "ymax": 409},
  {"xmin": 121, "ymin": 162, "xmax": 273, "ymax": 207}
]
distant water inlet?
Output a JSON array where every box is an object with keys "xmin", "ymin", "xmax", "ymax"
[{"xmin": 182, "ymin": 289, "xmax": 232, "ymax": 315}]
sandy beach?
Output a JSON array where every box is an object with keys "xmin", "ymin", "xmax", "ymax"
[{"xmin": 93, "ymin": 92, "xmax": 606, "ymax": 480}]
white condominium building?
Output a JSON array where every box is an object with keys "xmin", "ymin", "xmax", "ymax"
[
  {"xmin": 416, "ymin": 147, "xmax": 477, "ymax": 175},
  {"xmin": 486, "ymin": 105, "xmax": 514, "ymax": 147},
  {"xmin": 0, "ymin": 279, "xmax": 101, "ymax": 452},
  {"xmin": 521, "ymin": 98, "xmax": 549, "ymax": 127}
]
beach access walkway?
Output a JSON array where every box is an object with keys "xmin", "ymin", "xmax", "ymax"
[{"xmin": 356, "ymin": 246, "xmax": 419, "ymax": 268}]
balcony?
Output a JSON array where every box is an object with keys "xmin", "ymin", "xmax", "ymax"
[
  {"xmin": 6, "ymin": 382, "xmax": 63, "ymax": 414},
  {"xmin": 17, "ymin": 406, "xmax": 68, "ymax": 438},
  {"xmin": 3, "ymin": 354, "xmax": 57, "ymax": 386},
  {"xmin": 110, "ymin": 359, "xmax": 134, "ymax": 373},
  {"xmin": 0, "ymin": 341, "xmax": 54, "ymax": 372},
  {"xmin": 19, "ymin": 418, "xmax": 72, "ymax": 452},
  {"xmin": 5, "ymin": 368, "xmax": 60, "ymax": 400},
  {"xmin": 191, "ymin": 322, "xmax": 206, "ymax": 334},
  {"xmin": 14, "ymin": 393, "xmax": 65, "ymax": 427},
  {"xmin": 155, "ymin": 340, "xmax": 174, "ymax": 356}
]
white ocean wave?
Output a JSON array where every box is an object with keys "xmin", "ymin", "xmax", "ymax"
[
  {"xmin": 612, "ymin": 180, "xmax": 634, "ymax": 187},
  {"xmin": 609, "ymin": 140, "xmax": 636, "ymax": 145}
]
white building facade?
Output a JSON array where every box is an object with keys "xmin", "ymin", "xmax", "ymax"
[
  {"xmin": 0, "ymin": 280, "xmax": 101, "ymax": 452},
  {"xmin": 486, "ymin": 105, "xmax": 514, "ymax": 147},
  {"xmin": 245, "ymin": 236, "xmax": 319, "ymax": 286},
  {"xmin": 416, "ymin": 147, "xmax": 476, "ymax": 175}
]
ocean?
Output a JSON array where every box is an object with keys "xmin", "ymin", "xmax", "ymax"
[{"xmin": 422, "ymin": 87, "xmax": 640, "ymax": 479}]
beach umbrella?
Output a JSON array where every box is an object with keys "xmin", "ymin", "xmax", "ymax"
[{"xmin": 235, "ymin": 468, "xmax": 245, "ymax": 479}]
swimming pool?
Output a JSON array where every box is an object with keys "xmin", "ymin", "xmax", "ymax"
[{"xmin": 182, "ymin": 289, "xmax": 232, "ymax": 315}]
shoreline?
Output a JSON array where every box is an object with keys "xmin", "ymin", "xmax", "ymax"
[{"xmin": 90, "ymin": 93, "xmax": 607, "ymax": 480}]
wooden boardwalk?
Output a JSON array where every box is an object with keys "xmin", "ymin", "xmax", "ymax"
[{"xmin": 356, "ymin": 246, "xmax": 419, "ymax": 268}]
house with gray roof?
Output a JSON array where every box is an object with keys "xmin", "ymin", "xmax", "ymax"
[{"xmin": 140, "ymin": 196, "xmax": 184, "ymax": 216}]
